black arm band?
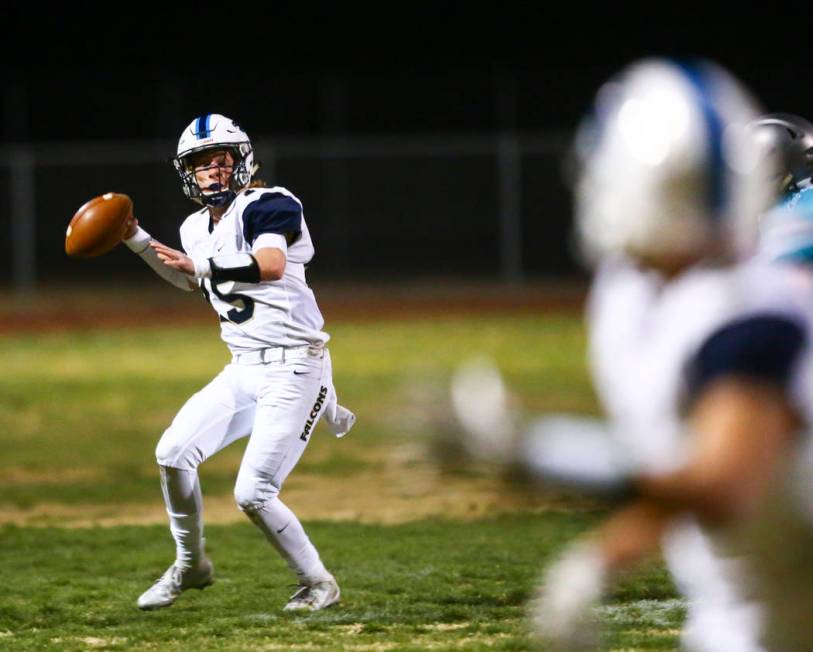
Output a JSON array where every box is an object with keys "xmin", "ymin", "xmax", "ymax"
[{"xmin": 210, "ymin": 253, "xmax": 261, "ymax": 283}]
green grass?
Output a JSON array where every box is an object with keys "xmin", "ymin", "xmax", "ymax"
[
  {"xmin": 0, "ymin": 312, "xmax": 682, "ymax": 650},
  {"xmin": 0, "ymin": 315, "xmax": 597, "ymax": 509},
  {"xmin": 0, "ymin": 516, "xmax": 680, "ymax": 651}
]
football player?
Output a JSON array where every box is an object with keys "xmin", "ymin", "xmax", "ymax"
[
  {"xmin": 755, "ymin": 114, "xmax": 813, "ymax": 271},
  {"xmin": 454, "ymin": 60, "xmax": 813, "ymax": 650},
  {"xmin": 121, "ymin": 114, "xmax": 355, "ymax": 612}
]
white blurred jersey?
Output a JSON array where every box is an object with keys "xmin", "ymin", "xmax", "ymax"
[
  {"xmin": 180, "ymin": 186, "xmax": 329, "ymax": 353},
  {"xmin": 588, "ymin": 256, "xmax": 813, "ymax": 652},
  {"xmin": 588, "ymin": 257, "xmax": 812, "ymax": 473}
]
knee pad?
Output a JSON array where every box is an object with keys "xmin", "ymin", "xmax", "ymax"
[
  {"xmin": 155, "ymin": 428, "xmax": 198, "ymax": 470},
  {"xmin": 234, "ymin": 472, "xmax": 280, "ymax": 514}
]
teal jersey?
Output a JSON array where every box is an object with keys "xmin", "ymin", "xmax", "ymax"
[{"xmin": 760, "ymin": 181, "xmax": 813, "ymax": 264}]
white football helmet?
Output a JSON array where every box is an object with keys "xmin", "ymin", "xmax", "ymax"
[
  {"xmin": 573, "ymin": 59, "xmax": 777, "ymax": 265},
  {"xmin": 172, "ymin": 114, "xmax": 255, "ymax": 207}
]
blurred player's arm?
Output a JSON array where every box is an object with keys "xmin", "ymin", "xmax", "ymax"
[
  {"xmin": 635, "ymin": 312, "xmax": 806, "ymax": 525},
  {"xmin": 586, "ymin": 377, "xmax": 799, "ymax": 570},
  {"xmin": 533, "ymin": 497, "xmax": 673, "ymax": 647},
  {"xmin": 532, "ymin": 382, "xmax": 797, "ymax": 648},
  {"xmin": 637, "ymin": 378, "xmax": 800, "ymax": 525},
  {"xmin": 121, "ymin": 215, "xmax": 196, "ymax": 291},
  {"xmin": 530, "ymin": 315, "xmax": 805, "ymax": 521},
  {"xmin": 533, "ymin": 315, "xmax": 806, "ymax": 647}
]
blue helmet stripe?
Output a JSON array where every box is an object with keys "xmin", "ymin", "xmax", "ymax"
[
  {"xmin": 194, "ymin": 114, "xmax": 211, "ymax": 139},
  {"xmin": 677, "ymin": 62, "xmax": 726, "ymax": 218}
]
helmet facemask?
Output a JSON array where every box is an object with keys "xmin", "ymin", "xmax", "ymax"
[{"xmin": 173, "ymin": 142, "xmax": 253, "ymax": 207}]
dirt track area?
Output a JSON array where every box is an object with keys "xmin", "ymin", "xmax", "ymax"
[
  {"xmin": 0, "ymin": 466, "xmax": 580, "ymax": 528},
  {"xmin": 0, "ymin": 444, "xmax": 588, "ymax": 528}
]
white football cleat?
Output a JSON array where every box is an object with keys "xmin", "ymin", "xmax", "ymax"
[
  {"xmin": 450, "ymin": 357, "xmax": 519, "ymax": 464},
  {"xmin": 283, "ymin": 576, "xmax": 341, "ymax": 612},
  {"xmin": 137, "ymin": 557, "xmax": 214, "ymax": 610}
]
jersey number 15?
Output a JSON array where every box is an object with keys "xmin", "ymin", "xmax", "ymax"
[{"xmin": 201, "ymin": 279, "xmax": 255, "ymax": 324}]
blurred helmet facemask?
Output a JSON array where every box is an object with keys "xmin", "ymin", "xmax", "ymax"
[
  {"xmin": 173, "ymin": 114, "xmax": 255, "ymax": 207},
  {"xmin": 573, "ymin": 59, "xmax": 777, "ymax": 266},
  {"xmin": 748, "ymin": 113, "xmax": 813, "ymax": 196}
]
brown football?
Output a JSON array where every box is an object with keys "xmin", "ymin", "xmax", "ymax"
[{"xmin": 65, "ymin": 193, "xmax": 133, "ymax": 258}]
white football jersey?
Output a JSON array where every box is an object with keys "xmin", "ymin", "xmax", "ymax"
[
  {"xmin": 179, "ymin": 186, "xmax": 329, "ymax": 353},
  {"xmin": 588, "ymin": 255, "xmax": 813, "ymax": 651},
  {"xmin": 588, "ymin": 256, "xmax": 812, "ymax": 473}
]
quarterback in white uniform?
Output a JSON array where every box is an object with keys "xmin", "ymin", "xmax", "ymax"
[
  {"xmin": 453, "ymin": 60, "xmax": 813, "ymax": 650},
  {"xmin": 121, "ymin": 113, "xmax": 354, "ymax": 612}
]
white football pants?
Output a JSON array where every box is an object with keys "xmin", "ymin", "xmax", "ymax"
[{"xmin": 154, "ymin": 346, "xmax": 338, "ymax": 584}]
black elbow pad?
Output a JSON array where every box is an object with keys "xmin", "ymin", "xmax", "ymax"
[{"xmin": 210, "ymin": 253, "xmax": 261, "ymax": 283}]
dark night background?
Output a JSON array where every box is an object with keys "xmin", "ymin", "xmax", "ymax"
[{"xmin": 2, "ymin": 9, "xmax": 807, "ymax": 287}]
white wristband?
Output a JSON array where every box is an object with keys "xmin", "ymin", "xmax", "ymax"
[
  {"xmin": 126, "ymin": 228, "xmax": 195, "ymax": 292},
  {"xmin": 191, "ymin": 256, "xmax": 212, "ymax": 279},
  {"xmin": 123, "ymin": 226, "xmax": 152, "ymax": 254}
]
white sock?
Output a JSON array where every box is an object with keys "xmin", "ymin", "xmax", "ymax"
[
  {"xmin": 243, "ymin": 497, "xmax": 330, "ymax": 584},
  {"xmin": 160, "ymin": 466, "xmax": 205, "ymax": 570}
]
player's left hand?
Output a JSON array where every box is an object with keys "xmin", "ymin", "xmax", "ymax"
[{"xmin": 150, "ymin": 241, "xmax": 195, "ymax": 275}]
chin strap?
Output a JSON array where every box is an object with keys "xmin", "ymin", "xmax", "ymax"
[{"xmin": 201, "ymin": 189, "xmax": 236, "ymax": 207}]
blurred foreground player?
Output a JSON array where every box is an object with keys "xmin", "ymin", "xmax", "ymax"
[
  {"xmin": 121, "ymin": 114, "xmax": 355, "ymax": 611},
  {"xmin": 454, "ymin": 60, "xmax": 813, "ymax": 650}
]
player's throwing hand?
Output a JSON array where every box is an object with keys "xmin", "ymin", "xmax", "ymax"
[{"xmin": 150, "ymin": 241, "xmax": 195, "ymax": 275}]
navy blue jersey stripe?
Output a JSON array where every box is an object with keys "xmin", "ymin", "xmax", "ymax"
[
  {"xmin": 242, "ymin": 193, "xmax": 302, "ymax": 245},
  {"xmin": 685, "ymin": 313, "xmax": 807, "ymax": 402}
]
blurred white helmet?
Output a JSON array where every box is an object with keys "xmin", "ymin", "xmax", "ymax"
[
  {"xmin": 574, "ymin": 59, "xmax": 777, "ymax": 265},
  {"xmin": 172, "ymin": 113, "xmax": 255, "ymax": 207}
]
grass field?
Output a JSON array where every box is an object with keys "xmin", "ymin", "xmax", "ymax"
[{"xmin": 0, "ymin": 309, "xmax": 681, "ymax": 650}]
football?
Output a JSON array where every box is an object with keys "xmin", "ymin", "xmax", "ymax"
[{"xmin": 65, "ymin": 192, "xmax": 133, "ymax": 258}]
